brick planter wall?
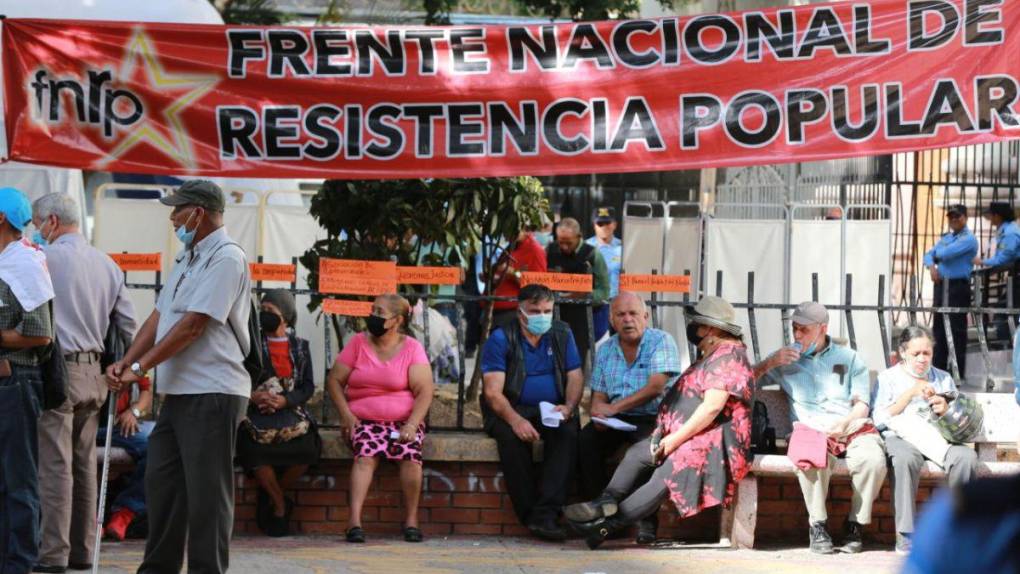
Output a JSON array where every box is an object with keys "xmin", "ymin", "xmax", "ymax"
[
  {"xmin": 233, "ymin": 460, "xmax": 720, "ymax": 541},
  {"xmin": 753, "ymin": 476, "xmax": 934, "ymax": 545}
]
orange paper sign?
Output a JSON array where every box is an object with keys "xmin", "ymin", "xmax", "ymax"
[
  {"xmin": 109, "ymin": 252, "xmax": 161, "ymax": 272},
  {"xmin": 619, "ymin": 274, "xmax": 691, "ymax": 294},
  {"xmin": 520, "ymin": 272, "xmax": 592, "ymax": 293},
  {"xmin": 250, "ymin": 263, "xmax": 296, "ymax": 283},
  {"xmin": 319, "ymin": 258, "xmax": 397, "ymax": 296},
  {"xmin": 397, "ymin": 266, "xmax": 461, "ymax": 286},
  {"xmin": 322, "ymin": 299, "xmax": 373, "ymax": 317}
]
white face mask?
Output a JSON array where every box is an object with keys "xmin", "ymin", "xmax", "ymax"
[{"xmin": 901, "ymin": 355, "xmax": 932, "ymax": 378}]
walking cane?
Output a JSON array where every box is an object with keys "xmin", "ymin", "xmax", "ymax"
[{"xmin": 93, "ymin": 390, "xmax": 118, "ymax": 574}]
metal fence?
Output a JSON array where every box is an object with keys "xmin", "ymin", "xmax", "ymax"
[{"xmin": 122, "ymin": 267, "xmax": 1017, "ymax": 432}]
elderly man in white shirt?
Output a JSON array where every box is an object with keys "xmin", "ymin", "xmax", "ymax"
[{"xmin": 32, "ymin": 192, "xmax": 137, "ymax": 574}]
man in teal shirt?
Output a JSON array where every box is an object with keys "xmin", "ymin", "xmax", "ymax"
[{"xmin": 754, "ymin": 302, "xmax": 886, "ymax": 556}]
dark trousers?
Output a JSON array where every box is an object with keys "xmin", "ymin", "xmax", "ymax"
[
  {"xmin": 933, "ymin": 279, "xmax": 970, "ymax": 377},
  {"xmin": 559, "ymin": 305, "xmax": 591, "ymax": 363},
  {"xmin": 488, "ymin": 405, "xmax": 578, "ymax": 526},
  {"xmin": 138, "ymin": 393, "xmax": 247, "ymax": 574},
  {"xmin": 605, "ymin": 438, "xmax": 674, "ymax": 524},
  {"xmin": 578, "ymin": 414, "xmax": 657, "ymax": 499},
  {"xmin": 0, "ymin": 367, "xmax": 43, "ymax": 574},
  {"xmin": 592, "ymin": 305, "xmax": 610, "ymax": 342}
]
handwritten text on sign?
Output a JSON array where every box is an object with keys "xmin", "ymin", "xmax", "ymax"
[
  {"xmin": 322, "ymin": 299, "xmax": 373, "ymax": 317},
  {"xmin": 396, "ymin": 266, "xmax": 461, "ymax": 285},
  {"xmin": 319, "ymin": 258, "xmax": 397, "ymax": 296},
  {"xmin": 250, "ymin": 263, "xmax": 296, "ymax": 283},
  {"xmin": 109, "ymin": 253, "xmax": 161, "ymax": 272},
  {"xmin": 619, "ymin": 274, "xmax": 690, "ymax": 294},
  {"xmin": 520, "ymin": 272, "xmax": 592, "ymax": 293}
]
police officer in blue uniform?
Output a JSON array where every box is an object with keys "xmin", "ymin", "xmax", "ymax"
[
  {"xmin": 586, "ymin": 207, "xmax": 622, "ymax": 342},
  {"xmin": 923, "ymin": 204, "xmax": 978, "ymax": 377},
  {"xmin": 975, "ymin": 202, "xmax": 1020, "ymax": 342}
]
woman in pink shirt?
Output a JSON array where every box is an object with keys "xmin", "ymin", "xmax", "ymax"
[{"xmin": 326, "ymin": 294, "xmax": 434, "ymax": 543}]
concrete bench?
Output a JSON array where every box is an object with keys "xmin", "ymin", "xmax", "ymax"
[{"xmin": 720, "ymin": 389, "xmax": 1020, "ymax": 549}]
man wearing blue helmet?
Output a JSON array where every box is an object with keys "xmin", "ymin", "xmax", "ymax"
[{"xmin": 0, "ymin": 187, "xmax": 55, "ymax": 574}]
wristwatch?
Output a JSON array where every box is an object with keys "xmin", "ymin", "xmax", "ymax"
[
  {"xmin": 130, "ymin": 362, "xmax": 144, "ymax": 378},
  {"xmin": 131, "ymin": 407, "xmax": 142, "ymax": 418}
]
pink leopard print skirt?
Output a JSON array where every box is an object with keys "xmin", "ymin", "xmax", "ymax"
[{"xmin": 350, "ymin": 421, "xmax": 425, "ymax": 464}]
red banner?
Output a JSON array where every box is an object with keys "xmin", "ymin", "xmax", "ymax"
[{"xmin": 4, "ymin": 1, "xmax": 1020, "ymax": 179}]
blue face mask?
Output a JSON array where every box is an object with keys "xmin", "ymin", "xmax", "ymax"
[
  {"xmin": 32, "ymin": 219, "xmax": 53, "ymax": 247},
  {"xmin": 175, "ymin": 210, "xmax": 198, "ymax": 247},
  {"xmin": 522, "ymin": 311, "xmax": 552, "ymax": 335},
  {"xmin": 533, "ymin": 232, "xmax": 552, "ymax": 247},
  {"xmin": 803, "ymin": 341, "xmax": 818, "ymax": 356}
]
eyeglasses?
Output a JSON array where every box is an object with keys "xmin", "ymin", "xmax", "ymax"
[{"xmin": 594, "ymin": 221, "xmax": 613, "ymax": 227}]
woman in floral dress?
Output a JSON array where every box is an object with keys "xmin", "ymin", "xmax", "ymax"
[{"xmin": 564, "ymin": 296, "xmax": 753, "ymax": 549}]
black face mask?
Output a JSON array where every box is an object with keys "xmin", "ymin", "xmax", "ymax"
[
  {"xmin": 686, "ymin": 322, "xmax": 704, "ymax": 346},
  {"xmin": 365, "ymin": 314, "xmax": 390, "ymax": 338},
  {"xmin": 260, "ymin": 311, "xmax": 282, "ymax": 334}
]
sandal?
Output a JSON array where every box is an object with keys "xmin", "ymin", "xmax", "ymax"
[
  {"xmin": 345, "ymin": 526, "xmax": 366, "ymax": 543},
  {"xmin": 403, "ymin": 525, "xmax": 423, "ymax": 543}
]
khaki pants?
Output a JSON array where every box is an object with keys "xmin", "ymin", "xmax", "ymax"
[
  {"xmin": 37, "ymin": 359, "xmax": 107, "ymax": 567},
  {"xmin": 794, "ymin": 432, "xmax": 887, "ymax": 525}
]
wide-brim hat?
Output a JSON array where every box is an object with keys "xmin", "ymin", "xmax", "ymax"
[{"xmin": 687, "ymin": 296, "xmax": 742, "ymax": 337}]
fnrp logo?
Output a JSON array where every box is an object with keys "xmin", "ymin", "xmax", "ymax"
[
  {"xmin": 30, "ymin": 69, "xmax": 144, "ymax": 138},
  {"xmin": 24, "ymin": 27, "xmax": 219, "ymax": 171}
]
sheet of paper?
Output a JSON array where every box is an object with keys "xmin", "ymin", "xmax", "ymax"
[
  {"xmin": 539, "ymin": 401, "xmax": 563, "ymax": 428},
  {"xmin": 591, "ymin": 416, "xmax": 638, "ymax": 432}
]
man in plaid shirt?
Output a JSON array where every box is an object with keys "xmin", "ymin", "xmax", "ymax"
[
  {"xmin": 0, "ymin": 187, "xmax": 54, "ymax": 574},
  {"xmin": 577, "ymin": 291, "xmax": 681, "ymax": 545}
]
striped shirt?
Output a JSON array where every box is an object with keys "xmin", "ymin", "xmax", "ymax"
[{"xmin": 590, "ymin": 328, "xmax": 682, "ymax": 416}]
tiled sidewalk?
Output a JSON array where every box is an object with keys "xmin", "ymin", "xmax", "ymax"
[{"xmin": 94, "ymin": 535, "xmax": 903, "ymax": 573}]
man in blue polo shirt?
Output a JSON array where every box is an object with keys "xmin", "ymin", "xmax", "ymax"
[
  {"xmin": 755, "ymin": 302, "xmax": 886, "ymax": 555},
  {"xmin": 576, "ymin": 291, "xmax": 680, "ymax": 544},
  {"xmin": 923, "ymin": 204, "xmax": 977, "ymax": 376},
  {"xmin": 481, "ymin": 283, "xmax": 584, "ymax": 541}
]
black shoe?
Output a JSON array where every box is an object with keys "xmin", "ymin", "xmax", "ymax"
[
  {"xmin": 32, "ymin": 566, "xmax": 66, "ymax": 573},
  {"xmin": 574, "ymin": 516, "xmax": 626, "ymax": 550},
  {"xmin": 402, "ymin": 525, "xmax": 424, "ymax": 543},
  {"xmin": 256, "ymin": 489, "xmax": 271, "ymax": 533},
  {"xmin": 895, "ymin": 532, "xmax": 912, "ymax": 556},
  {"xmin": 563, "ymin": 493, "xmax": 618, "ymax": 523},
  {"xmin": 67, "ymin": 564, "xmax": 91, "ymax": 571},
  {"xmin": 345, "ymin": 526, "xmax": 366, "ymax": 543},
  {"xmin": 527, "ymin": 519, "xmax": 567, "ymax": 542},
  {"xmin": 266, "ymin": 498, "xmax": 293, "ymax": 538},
  {"xmin": 809, "ymin": 522, "xmax": 834, "ymax": 555},
  {"xmin": 635, "ymin": 516, "xmax": 658, "ymax": 545},
  {"xmin": 841, "ymin": 521, "xmax": 864, "ymax": 554}
]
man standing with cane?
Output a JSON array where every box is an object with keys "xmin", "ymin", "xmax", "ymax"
[
  {"xmin": 106, "ymin": 181, "xmax": 251, "ymax": 574},
  {"xmin": 31, "ymin": 193, "xmax": 137, "ymax": 574}
]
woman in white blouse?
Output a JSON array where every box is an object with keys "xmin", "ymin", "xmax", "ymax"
[{"xmin": 871, "ymin": 325, "xmax": 977, "ymax": 555}]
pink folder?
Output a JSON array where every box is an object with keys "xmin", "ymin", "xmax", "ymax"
[{"xmin": 788, "ymin": 422, "xmax": 828, "ymax": 470}]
